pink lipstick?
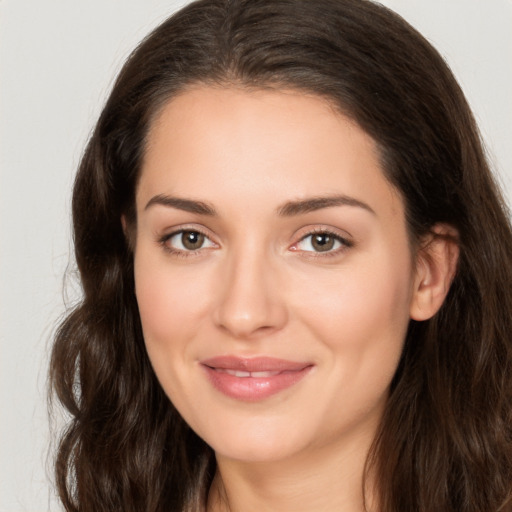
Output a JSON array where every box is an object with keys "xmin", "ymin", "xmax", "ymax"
[{"xmin": 200, "ymin": 356, "xmax": 313, "ymax": 401}]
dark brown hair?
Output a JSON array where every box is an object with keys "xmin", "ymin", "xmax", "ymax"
[{"xmin": 50, "ymin": 0, "xmax": 512, "ymax": 510}]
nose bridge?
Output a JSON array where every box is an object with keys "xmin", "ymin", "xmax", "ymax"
[{"xmin": 213, "ymin": 238, "xmax": 287, "ymax": 338}]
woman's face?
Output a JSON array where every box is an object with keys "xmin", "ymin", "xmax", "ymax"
[{"xmin": 134, "ymin": 86, "xmax": 419, "ymax": 463}]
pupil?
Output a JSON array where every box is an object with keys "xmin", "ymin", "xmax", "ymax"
[
  {"xmin": 182, "ymin": 231, "xmax": 204, "ymax": 250},
  {"xmin": 312, "ymin": 234, "xmax": 334, "ymax": 252}
]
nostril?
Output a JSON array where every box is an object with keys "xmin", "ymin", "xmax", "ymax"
[
  {"xmin": 212, "ymin": 256, "xmax": 288, "ymax": 338},
  {"xmin": 214, "ymin": 296, "xmax": 288, "ymax": 339}
]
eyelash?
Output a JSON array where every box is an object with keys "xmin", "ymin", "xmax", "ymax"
[
  {"xmin": 158, "ymin": 228, "xmax": 216, "ymax": 258},
  {"xmin": 292, "ymin": 228, "xmax": 353, "ymax": 258},
  {"xmin": 158, "ymin": 227, "xmax": 353, "ymax": 258}
]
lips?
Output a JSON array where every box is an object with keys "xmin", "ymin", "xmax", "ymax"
[
  {"xmin": 216, "ymin": 369, "xmax": 283, "ymax": 378},
  {"xmin": 200, "ymin": 356, "xmax": 313, "ymax": 401}
]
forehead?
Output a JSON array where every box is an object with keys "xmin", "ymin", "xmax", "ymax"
[{"xmin": 138, "ymin": 86, "xmax": 402, "ymax": 219}]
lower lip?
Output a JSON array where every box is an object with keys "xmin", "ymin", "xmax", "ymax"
[{"xmin": 201, "ymin": 365, "xmax": 313, "ymax": 401}]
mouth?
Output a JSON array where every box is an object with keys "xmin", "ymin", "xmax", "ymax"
[
  {"xmin": 215, "ymin": 369, "xmax": 284, "ymax": 378},
  {"xmin": 200, "ymin": 356, "xmax": 313, "ymax": 401}
]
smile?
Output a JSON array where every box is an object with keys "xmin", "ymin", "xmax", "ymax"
[{"xmin": 200, "ymin": 356, "xmax": 313, "ymax": 401}]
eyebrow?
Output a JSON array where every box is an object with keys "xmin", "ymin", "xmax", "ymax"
[
  {"xmin": 145, "ymin": 194, "xmax": 217, "ymax": 215},
  {"xmin": 277, "ymin": 195, "xmax": 375, "ymax": 216},
  {"xmin": 144, "ymin": 193, "xmax": 375, "ymax": 217}
]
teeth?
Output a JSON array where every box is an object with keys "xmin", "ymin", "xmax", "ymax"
[
  {"xmin": 225, "ymin": 370, "xmax": 251, "ymax": 377},
  {"xmin": 221, "ymin": 369, "xmax": 281, "ymax": 378},
  {"xmin": 251, "ymin": 371, "xmax": 280, "ymax": 378}
]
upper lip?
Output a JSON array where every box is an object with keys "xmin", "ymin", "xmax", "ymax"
[{"xmin": 201, "ymin": 356, "xmax": 312, "ymax": 372}]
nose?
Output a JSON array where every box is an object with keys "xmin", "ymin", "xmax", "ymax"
[{"xmin": 213, "ymin": 248, "xmax": 288, "ymax": 340}]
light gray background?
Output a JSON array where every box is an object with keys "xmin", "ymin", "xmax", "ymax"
[{"xmin": 1, "ymin": 1, "xmax": 511, "ymax": 510}]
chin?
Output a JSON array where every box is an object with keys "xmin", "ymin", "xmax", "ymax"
[
  {"xmin": 192, "ymin": 412, "xmax": 314, "ymax": 464},
  {"xmin": 211, "ymin": 435, "xmax": 307, "ymax": 464}
]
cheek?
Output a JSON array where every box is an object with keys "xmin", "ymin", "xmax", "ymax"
[
  {"xmin": 134, "ymin": 249, "xmax": 208, "ymax": 339},
  {"xmin": 300, "ymin": 257, "xmax": 412, "ymax": 334},
  {"xmin": 293, "ymin": 250, "xmax": 413, "ymax": 382},
  {"xmin": 133, "ymin": 252, "xmax": 213, "ymax": 409},
  {"xmin": 134, "ymin": 251, "xmax": 212, "ymax": 356}
]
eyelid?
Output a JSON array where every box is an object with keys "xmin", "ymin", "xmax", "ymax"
[
  {"xmin": 158, "ymin": 224, "xmax": 219, "ymax": 256},
  {"xmin": 290, "ymin": 226, "xmax": 354, "ymax": 255},
  {"xmin": 156, "ymin": 223, "xmax": 353, "ymax": 257}
]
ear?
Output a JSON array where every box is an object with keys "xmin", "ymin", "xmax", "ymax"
[
  {"xmin": 121, "ymin": 214, "xmax": 128, "ymax": 234},
  {"xmin": 120, "ymin": 214, "xmax": 136, "ymax": 252},
  {"xmin": 409, "ymin": 224, "xmax": 459, "ymax": 321}
]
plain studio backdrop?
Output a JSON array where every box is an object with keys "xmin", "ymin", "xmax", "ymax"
[{"xmin": 0, "ymin": 1, "xmax": 511, "ymax": 510}]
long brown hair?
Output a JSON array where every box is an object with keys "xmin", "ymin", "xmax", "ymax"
[{"xmin": 50, "ymin": 0, "xmax": 512, "ymax": 510}]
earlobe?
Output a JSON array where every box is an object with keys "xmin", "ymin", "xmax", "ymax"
[{"xmin": 409, "ymin": 224, "xmax": 459, "ymax": 321}]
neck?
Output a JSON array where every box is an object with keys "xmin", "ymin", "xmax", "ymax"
[{"xmin": 207, "ymin": 426, "xmax": 379, "ymax": 512}]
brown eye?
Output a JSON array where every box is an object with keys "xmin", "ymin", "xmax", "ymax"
[
  {"xmin": 181, "ymin": 231, "xmax": 205, "ymax": 250},
  {"xmin": 164, "ymin": 229, "xmax": 215, "ymax": 253},
  {"xmin": 295, "ymin": 231, "xmax": 350, "ymax": 254},
  {"xmin": 311, "ymin": 233, "xmax": 336, "ymax": 252}
]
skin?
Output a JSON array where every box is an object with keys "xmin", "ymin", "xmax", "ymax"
[{"xmin": 132, "ymin": 87, "xmax": 457, "ymax": 512}]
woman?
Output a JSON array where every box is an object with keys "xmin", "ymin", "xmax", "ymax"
[{"xmin": 50, "ymin": 0, "xmax": 512, "ymax": 510}]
